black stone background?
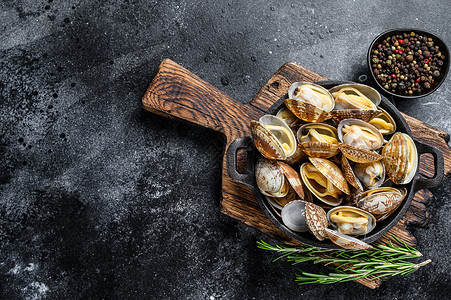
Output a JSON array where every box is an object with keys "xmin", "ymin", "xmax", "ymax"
[{"xmin": 1, "ymin": 0, "xmax": 450, "ymax": 299}]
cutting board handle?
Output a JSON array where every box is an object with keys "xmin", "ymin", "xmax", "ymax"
[
  {"xmin": 225, "ymin": 137, "xmax": 255, "ymax": 189},
  {"xmin": 142, "ymin": 59, "xmax": 260, "ymax": 140}
]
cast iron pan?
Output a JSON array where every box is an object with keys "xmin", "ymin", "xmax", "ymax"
[{"xmin": 226, "ymin": 80, "xmax": 444, "ymax": 249}]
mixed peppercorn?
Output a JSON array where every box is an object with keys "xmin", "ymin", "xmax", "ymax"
[{"xmin": 370, "ymin": 31, "xmax": 446, "ymax": 96}]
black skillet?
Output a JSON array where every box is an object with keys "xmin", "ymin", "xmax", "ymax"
[{"xmin": 226, "ymin": 80, "xmax": 444, "ymax": 249}]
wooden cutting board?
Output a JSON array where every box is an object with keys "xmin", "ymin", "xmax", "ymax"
[{"xmin": 142, "ymin": 59, "xmax": 451, "ymax": 289}]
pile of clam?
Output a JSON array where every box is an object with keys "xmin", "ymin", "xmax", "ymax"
[{"xmin": 251, "ymin": 82, "xmax": 418, "ymax": 250}]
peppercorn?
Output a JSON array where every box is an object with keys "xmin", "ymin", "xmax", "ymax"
[
  {"xmin": 423, "ymin": 82, "xmax": 431, "ymax": 89},
  {"xmin": 371, "ymin": 31, "xmax": 446, "ymax": 95}
]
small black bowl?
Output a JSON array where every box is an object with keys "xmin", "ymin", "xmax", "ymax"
[{"xmin": 368, "ymin": 29, "xmax": 449, "ymax": 99}]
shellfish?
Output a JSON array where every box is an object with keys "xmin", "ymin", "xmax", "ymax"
[
  {"xmin": 285, "ymin": 82, "xmax": 334, "ymax": 123},
  {"xmin": 297, "ymin": 123, "xmax": 340, "ymax": 158},
  {"xmin": 255, "ymin": 159, "xmax": 305, "ymax": 200},
  {"xmin": 327, "ymin": 206, "xmax": 376, "ymax": 236},
  {"xmin": 382, "ymin": 132, "xmax": 418, "ymax": 184},
  {"xmin": 338, "ymin": 119, "xmax": 383, "ymax": 151},
  {"xmin": 329, "ymin": 83, "xmax": 381, "ymax": 110},
  {"xmin": 300, "ymin": 157, "xmax": 350, "ymax": 206},
  {"xmin": 356, "ymin": 187, "xmax": 407, "ymax": 219},
  {"xmin": 369, "ymin": 107, "xmax": 397, "ymax": 135},
  {"xmin": 250, "ymin": 115, "xmax": 297, "ymax": 160},
  {"xmin": 281, "ymin": 200, "xmax": 328, "ymax": 241}
]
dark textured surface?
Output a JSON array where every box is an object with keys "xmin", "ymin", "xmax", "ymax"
[{"xmin": 1, "ymin": 0, "xmax": 450, "ymax": 299}]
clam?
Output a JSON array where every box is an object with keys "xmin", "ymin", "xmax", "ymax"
[
  {"xmin": 297, "ymin": 123, "xmax": 339, "ymax": 158},
  {"xmin": 356, "ymin": 187, "xmax": 407, "ymax": 218},
  {"xmin": 329, "ymin": 83, "xmax": 381, "ymax": 110},
  {"xmin": 250, "ymin": 115, "xmax": 297, "ymax": 160},
  {"xmin": 256, "ymin": 159, "xmax": 305, "ymax": 200},
  {"xmin": 337, "ymin": 119, "xmax": 384, "ymax": 163},
  {"xmin": 256, "ymin": 159, "xmax": 287, "ymax": 198},
  {"xmin": 382, "ymin": 133, "xmax": 418, "ymax": 184},
  {"xmin": 354, "ymin": 161, "xmax": 385, "ymax": 189},
  {"xmin": 327, "ymin": 206, "xmax": 376, "ymax": 236},
  {"xmin": 338, "ymin": 119, "xmax": 383, "ymax": 151},
  {"xmin": 369, "ymin": 107, "xmax": 397, "ymax": 135},
  {"xmin": 326, "ymin": 228, "xmax": 373, "ymax": 250},
  {"xmin": 285, "ymin": 82, "xmax": 334, "ymax": 123},
  {"xmin": 300, "ymin": 157, "xmax": 350, "ymax": 206},
  {"xmin": 281, "ymin": 200, "xmax": 328, "ymax": 241}
]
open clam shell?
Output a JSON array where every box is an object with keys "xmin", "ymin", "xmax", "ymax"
[
  {"xmin": 327, "ymin": 206, "xmax": 376, "ymax": 236},
  {"xmin": 256, "ymin": 158, "xmax": 305, "ymax": 200},
  {"xmin": 329, "ymin": 83, "xmax": 381, "ymax": 110},
  {"xmin": 285, "ymin": 82, "xmax": 334, "ymax": 123},
  {"xmin": 297, "ymin": 123, "xmax": 339, "ymax": 158},
  {"xmin": 356, "ymin": 187, "xmax": 407, "ymax": 216},
  {"xmin": 256, "ymin": 159, "xmax": 287, "ymax": 197},
  {"xmin": 338, "ymin": 118, "xmax": 384, "ymax": 151},
  {"xmin": 281, "ymin": 200, "xmax": 328, "ymax": 241},
  {"xmin": 354, "ymin": 160, "xmax": 386, "ymax": 189},
  {"xmin": 382, "ymin": 132, "xmax": 418, "ymax": 185},
  {"xmin": 300, "ymin": 158, "xmax": 349, "ymax": 207},
  {"xmin": 325, "ymin": 228, "xmax": 373, "ymax": 250},
  {"xmin": 369, "ymin": 107, "xmax": 397, "ymax": 135},
  {"xmin": 250, "ymin": 115, "xmax": 297, "ymax": 160}
]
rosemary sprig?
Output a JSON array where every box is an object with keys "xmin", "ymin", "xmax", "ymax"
[{"xmin": 257, "ymin": 236, "xmax": 431, "ymax": 285}]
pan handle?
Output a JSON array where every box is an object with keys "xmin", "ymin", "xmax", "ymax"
[
  {"xmin": 225, "ymin": 137, "xmax": 255, "ymax": 190},
  {"xmin": 413, "ymin": 139, "xmax": 445, "ymax": 191}
]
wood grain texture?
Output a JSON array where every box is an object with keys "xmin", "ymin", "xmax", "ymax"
[{"xmin": 142, "ymin": 59, "xmax": 450, "ymax": 289}]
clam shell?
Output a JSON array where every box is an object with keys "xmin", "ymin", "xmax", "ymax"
[
  {"xmin": 325, "ymin": 228, "xmax": 373, "ymax": 250},
  {"xmin": 285, "ymin": 99, "xmax": 332, "ymax": 123},
  {"xmin": 338, "ymin": 143, "xmax": 383, "ymax": 163},
  {"xmin": 337, "ymin": 118, "xmax": 383, "ymax": 151},
  {"xmin": 300, "ymin": 162, "xmax": 343, "ymax": 207},
  {"xmin": 288, "ymin": 82, "xmax": 335, "ymax": 111},
  {"xmin": 327, "ymin": 206, "xmax": 376, "ymax": 236},
  {"xmin": 341, "ymin": 155, "xmax": 364, "ymax": 192},
  {"xmin": 381, "ymin": 132, "xmax": 409, "ymax": 185},
  {"xmin": 281, "ymin": 200, "xmax": 309, "ymax": 232},
  {"xmin": 297, "ymin": 123, "xmax": 339, "ymax": 158},
  {"xmin": 250, "ymin": 115, "xmax": 297, "ymax": 160},
  {"xmin": 329, "ymin": 83, "xmax": 381, "ymax": 110},
  {"xmin": 309, "ymin": 157, "xmax": 350, "ymax": 195},
  {"xmin": 304, "ymin": 202, "xmax": 328, "ymax": 241},
  {"xmin": 299, "ymin": 142, "xmax": 340, "ymax": 159},
  {"xmin": 400, "ymin": 134, "xmax": 418, "ymax": 185},
  {"xmin": 357, "ymin": 187, "xmax": 407, "ymax": 216},
  {"xmin": 255, "ymin": 159, "xmax": 286, "ymax": 197},
  {"xmin": 251, "ymin": 121, "xmax": 286, "ymax": 160},
  {"xmin": 330, "ymin": 109, "xmax": 381, "ymax": 123},
  {"xmin": 369, "ymin": 107, "xmax": 397, "ymax": 135},
  {"xmin": 281, "ymin": 200, "xmax": 328, "ymax": 241},
  {"xmin": 278, "ymin": 162, "xmax": 305, "ymax": 200}
]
